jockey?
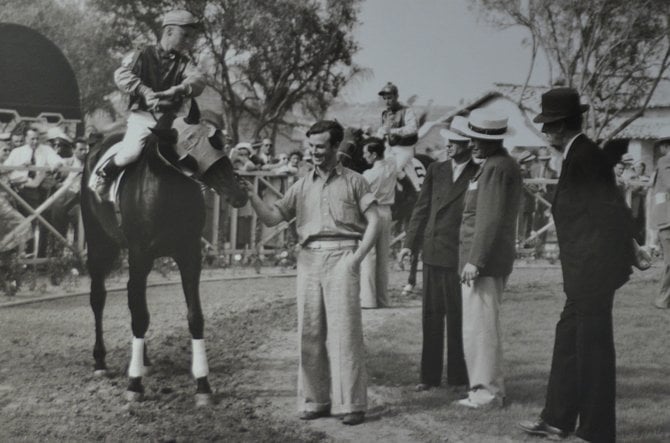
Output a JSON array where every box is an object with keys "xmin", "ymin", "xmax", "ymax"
[
  {"xmin": 93, "ymin": 9, "xmax": 205, "ymax": 199},
  {"xmin": 375, "ymin": 82, "xmax": 422, "ymax": 192}
]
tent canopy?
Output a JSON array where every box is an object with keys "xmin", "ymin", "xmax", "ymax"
[{"xmin": 0, "ymin": 23, "xmax": 81, "ymax": 122}]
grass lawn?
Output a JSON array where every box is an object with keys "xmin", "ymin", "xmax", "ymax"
[{"xmin": 364, "ymin": 265, "xmax": 670, "ymax": 442}]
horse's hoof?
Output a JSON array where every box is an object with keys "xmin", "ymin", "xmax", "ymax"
[
  {"xmin": 93, "ymin": 369, "xmax": 108, "ymax": 378},
  {"xmin": 401, "ymin": 284, "xmax": 414, "ymax": 296},
  {"xmin": 125, "ymin": 390, "xmax": 144, "ymax": 402},
  {"xmin": 195, "ymin": 393, "xmax": 212, "ymax": 408}
]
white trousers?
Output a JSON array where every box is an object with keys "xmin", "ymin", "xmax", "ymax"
[
  {"xmin": 387, "ymin": 145, "xmax": 420, "ymax": 192},
  {"xmin": 461, "ymin": 276, "xmax": 506, "ymax": 401},
  {"xmin": 108, "ymin": 111, "xmax": 159, "ymax": 166},
  {"xmin": 359, "ymin": 205, "xmax": 392, "ymax": 308}
]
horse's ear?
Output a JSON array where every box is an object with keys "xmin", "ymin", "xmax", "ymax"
[
  {"xmin": 149, "ymin": 127, "xmax": 178, "ymax": 144},
  {"xmin": 184, "ymin": 99, "xmax": 200, "ymax": 125}
]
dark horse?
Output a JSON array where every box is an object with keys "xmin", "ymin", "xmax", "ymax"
[{"xmin": 81, "ymin": 102, "xmax": 248, "ymax": 406}]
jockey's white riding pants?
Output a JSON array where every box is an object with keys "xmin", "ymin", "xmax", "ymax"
[
  {"xmin": 386, "ymin": 144, "xmax": 421, "ymax": 192},
  {"xmin": 108, "ymin": 111, "xmax": 160, "ymax": 166}
]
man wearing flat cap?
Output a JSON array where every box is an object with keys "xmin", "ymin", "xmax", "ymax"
[
  {"xmin": 651, "ymin": 136, "xmax": 670, "ymax": 309},
  {"xmin": 93, "ymin": 9, "xmax": 205, "ymax": 200},
  {"xmin": 454, "ymin": 110, "xmax": 521, "ymax": 409},
  {"xmin": 519, "ymin": 87, "xmax": 640, "ymax": 442},
  {"xmin": 399, "ymin": 116, "xmax": 477, "ymax": 393}
]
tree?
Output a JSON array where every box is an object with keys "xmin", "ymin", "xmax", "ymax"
[
  {"xmin": 90, "ymin": 0, "xmax": 363, "ymax": 143},
  {"xmin": 473, "ymin": 0, "xmax": 670, "ymax": 143},
  {"xmin": 0, "ymin": 0, "xmax": 124, "ymax": 115}
]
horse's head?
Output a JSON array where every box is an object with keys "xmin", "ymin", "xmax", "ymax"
[{"xmin": 153, "ymin": 101, "xmax": 248, "ymax": 208}]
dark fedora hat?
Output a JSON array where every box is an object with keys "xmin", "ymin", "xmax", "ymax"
[{"xmin": 533, "ymin": 87, "xmax": 589, "ymax": 124}]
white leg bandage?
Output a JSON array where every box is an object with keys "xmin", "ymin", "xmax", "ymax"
[
  {"xmin": 192, "ymin": 339, "xmax": 209, "ymax": 379},
  {"xmin": 128, "ymin": 337, "xmax": 145, "ymax": 378}
]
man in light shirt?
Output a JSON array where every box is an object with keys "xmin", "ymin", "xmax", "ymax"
[
  {"xmin": 360, "ymin": 137, "xmax": 397, "ymax": 308},
  {"xmin": 3, "ymin": 127, "xmax": 64, "ymax": 256}
]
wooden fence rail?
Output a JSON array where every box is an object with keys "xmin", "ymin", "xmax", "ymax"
[{"xmin": 0, "ymin": 165, "xmax": 655, "ymax": 265}]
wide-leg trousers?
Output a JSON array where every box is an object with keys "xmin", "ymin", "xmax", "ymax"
[
  {"xmin": 296, "ymin": 246, "xmax": 367, "ymax": 414},
  {"xmin": 420, "ymin": 264, "xmax": 468, "ymax": 386},
  {"xmin": 541, "ymin": 292, "xmax": 616, "ymax": 443},
  {"xmin": 360, "ymin": 205, "xmax": 391, "ymax": 308},
  {"xmin": 461, "ymin": 276, "xmax": 505, "ymax": 401}
]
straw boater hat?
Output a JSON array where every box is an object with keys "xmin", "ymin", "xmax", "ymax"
[
  {"xmin": 440, "ymin": 116, "xmax": 470, "ymax": 143},
  {"xmin": 458, "ymin": 109, "xmax": 512, "ymax": 140},
  {"xmin": 533, "ymin": 87, "xmax": 589, "ymax": 124}
]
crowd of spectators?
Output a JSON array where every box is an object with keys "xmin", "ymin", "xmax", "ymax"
[{"xmin": 0, "ymin": 125, "xmax": 91, "ymax": 257}]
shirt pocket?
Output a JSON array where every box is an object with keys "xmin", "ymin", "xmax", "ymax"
[{"xmin": 332, "ymin": 201, "xmax": 360, "ymax": 224}]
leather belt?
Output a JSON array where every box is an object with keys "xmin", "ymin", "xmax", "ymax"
[{"xmin": 304, "ymin": 239, "xmax": 358, "ymax": 250}]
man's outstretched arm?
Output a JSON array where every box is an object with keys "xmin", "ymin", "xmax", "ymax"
[{"xmin": 243, "ymin": 180, "xmax": 288, "ymax": 227}]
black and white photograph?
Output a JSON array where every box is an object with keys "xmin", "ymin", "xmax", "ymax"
[{"xmin": 0, "ymin": 0, "xmax": 668, "ymax": 441}]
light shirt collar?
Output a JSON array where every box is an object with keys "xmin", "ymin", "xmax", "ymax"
[
  {"xmin": 563, "ymin": 133, "xmax": 583, "ymax": 160},
  {"xmin": 452, "ymin": 158, "xmax": 470, "ymax": 181}
]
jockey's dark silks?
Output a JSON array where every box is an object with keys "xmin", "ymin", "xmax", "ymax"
[{"xmin": 125, "ymin": 45, "xmax": 192, "ymax": 112}]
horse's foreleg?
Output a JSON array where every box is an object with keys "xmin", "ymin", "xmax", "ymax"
[
  {"xmin": 125, "ymin": 250, "xmax": 153, "ymax": 401},
  {"xmin": 175, "ymin": 243, "xmax": 212, "ymax": 407},
  {"xmin": 90, "ymin": 268, "xmax": 108, "ymax": 375}
]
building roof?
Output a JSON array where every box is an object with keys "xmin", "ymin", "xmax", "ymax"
[
  {"xmin": 609, "ymin": 115, "xmax": 670, "ymax": 140},
  {"xmin": 421, "ymin": 90, "xmax": 548, "ymax": 149}
]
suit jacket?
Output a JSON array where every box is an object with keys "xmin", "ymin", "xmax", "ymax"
[
  {"xmin": 552, "ymin": 134, "xmax": 634, "ymax": 296},
  {"xmin": 459, "ymin": 148, "xmax": 522, "ymax": 277},
  {"xmin": 651, "ymin": 153, "xmax": 670, "ymax": 230},
  {"xmin": 404, "ymin": 159, "xmax": 479, "ymax": 267}
]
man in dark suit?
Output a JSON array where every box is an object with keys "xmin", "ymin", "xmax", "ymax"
[
  {"xmin": 519, "ymin": 88, "xmax": 637, "ymax": 442},
  {"xmin": 456, "ymin": 110, "xmax": 522, "ymax": 409},
  {"xmin": 399, "ymin": 118, "xmax": 478, "ymax": 391}
]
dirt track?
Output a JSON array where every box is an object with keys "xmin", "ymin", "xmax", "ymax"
[{"xmin": 1, "ymin": 266, "xmax": 668, "ymax": 442}]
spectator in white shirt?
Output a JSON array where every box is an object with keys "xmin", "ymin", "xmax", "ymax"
[
  {"xmin": 360, "ymin": 136, "xmax": 397, "ymax": 308},
  {"xmin": 3, "ymin": 127, "xmax": 64, "ymax": 256}
]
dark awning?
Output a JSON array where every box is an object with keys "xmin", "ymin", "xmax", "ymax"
[{"xmin": 0, "ymin": 23, "xmax": 81, "ymax": 122}]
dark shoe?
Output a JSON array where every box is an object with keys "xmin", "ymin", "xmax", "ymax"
[
  {"xmin": 341, "ymin": 411, "xmax": 365, "ymax": 425},
  {"xmin": 299, "ymin": 410, "xmax": 330, "ymax": 420},
  {"xmin": 518, "ymin": 419, "xmax": 569, "ymax": 440},
  {"xmin": 93, "ymin": 158, "xmax": 123, "ymax": 201},
  {"xmin": 415, "ymin": 383, "xmax": 437, "ymax": 392}
]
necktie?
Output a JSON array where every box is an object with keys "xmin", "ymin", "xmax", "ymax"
[{"xmin": 28, "ymin": 149, "xmax": 36, "ymax": 179}]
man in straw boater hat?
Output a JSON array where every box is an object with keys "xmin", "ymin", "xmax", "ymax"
[
  {"xmin": 398, "ymin": 116, "xmax": 477, "ymax": 393},
  {"xmin": 519, "ymin": 87, "xmax": 648, "ymax": 442},
  {"xmin": 92, "ymin": 9, "xmax": 205, "ymax": 200},
  {"xmin": 453, "ymin": 109, "xmax": 522, "ymax": 409}
]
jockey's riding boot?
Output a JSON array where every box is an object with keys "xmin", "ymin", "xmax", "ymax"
[{"xmin": 94, "ymin": 158, "xmax": 123, "ymax": 201}]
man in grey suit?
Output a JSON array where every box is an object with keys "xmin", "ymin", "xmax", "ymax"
[
  {"xmin": 399, "ymin": 118, "xmax": 478, "ymax": 392},
  {"xmin": 456, "ymin": 109, "xmax": 521, "ymax": 409}
]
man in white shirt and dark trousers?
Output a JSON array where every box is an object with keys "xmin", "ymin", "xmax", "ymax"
[{"xmin": 360, "ymin": 137, "xmax": 397, "ymax": 308}]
